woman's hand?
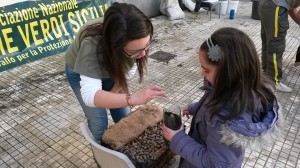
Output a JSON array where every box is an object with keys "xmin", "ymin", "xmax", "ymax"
[
  {"xmin": 131, "ymin": 85, "xmax": 166, "ymax": 105},
  {"xmin": 182, "ymin": 105, "xmax": 190, "ymax": 119},
  {"xmin": 162, "ymin": 124, "xmax": 183, "ymax": 141}
]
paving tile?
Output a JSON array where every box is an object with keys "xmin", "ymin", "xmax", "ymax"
[
  {"xmin": 8, "ymin": 162, "xmax": 21, "ymax": 168},
  {"xmin": 1, "ymin": 1, "xmax": 300, "ymax": 168},
  {"xmin": 286, "ymin": 156, "xmax": 298, "ymax": 167},
  {"xmin": 18, "ymin": 157, "xmax": 28, "ymax": 166},
  {"xmin": 0, "ymin": 162, "xmax": 8, "ymax": 168}
]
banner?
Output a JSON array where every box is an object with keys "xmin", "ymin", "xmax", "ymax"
[{"xmin": 0, "ymin": 0, "xmax": 111, "ymax": 72}]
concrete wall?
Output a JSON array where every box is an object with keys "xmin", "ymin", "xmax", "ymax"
[{"xmin": 113, "ymin": 0, "xmax": 162, "ymax": 18}]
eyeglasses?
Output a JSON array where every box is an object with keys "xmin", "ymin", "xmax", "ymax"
[{"xmin": 122, "ymin": 41, "xmax": 152, "ymax": 59}]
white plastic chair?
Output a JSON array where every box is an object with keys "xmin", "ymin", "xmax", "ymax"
[{"xmin": 80, "ymin": 122, "xmax": 135, "ymax": 168}]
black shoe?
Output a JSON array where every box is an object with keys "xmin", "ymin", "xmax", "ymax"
[
  {"xmin": 194, "ymin": 0, "xmax": 202, "ymax": 12},
  {"xmin": 178, "ymin": 0, "xmax": 188, "ymax": 10}
]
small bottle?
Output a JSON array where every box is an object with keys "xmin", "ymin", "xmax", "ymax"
[{"xmin": 229, "ymin": 9, "xmax": 235, "ymax": 20}]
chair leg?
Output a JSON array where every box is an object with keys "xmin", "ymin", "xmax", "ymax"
[
  {"xmin": 209, "ymin": 5, "xmax": 212, "ymax": 20},
  {"xmin": 202, "ymin": 2, "xmax": 212, "ymax": 20},
  {"xmin": 219, "ymin": 3, "xmax": 221, "ymax": 18}
]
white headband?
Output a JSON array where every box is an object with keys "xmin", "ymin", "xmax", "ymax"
[{"xmin": 206, "ymin": 36, "xmax": 221, "ymax": 62}]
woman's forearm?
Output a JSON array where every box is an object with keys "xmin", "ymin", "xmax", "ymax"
[{"xmin": 94, "ymin": 90, "xmax": 129, "ymax": 108}]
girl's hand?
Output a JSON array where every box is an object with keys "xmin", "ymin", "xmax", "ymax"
[
  {"xmin": 162, "ymin": 124, "xmax": 183, "ymax": 141},
  {"xmin": 182, "ymin": 105, "xmax": 190, "ymax": 119},
  {"xmin": 131, "ymin": 85, "xmax": 166, "ymax": 105}
]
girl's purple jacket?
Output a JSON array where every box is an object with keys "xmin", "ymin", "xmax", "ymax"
[{"xmin": 170, "ymin": 83, "xmax": 281, "ymax": 168}]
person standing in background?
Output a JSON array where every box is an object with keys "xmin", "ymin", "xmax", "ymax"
[{"xmin": 259, "ymin": 0, "xmax": 300, "ymax": 92}]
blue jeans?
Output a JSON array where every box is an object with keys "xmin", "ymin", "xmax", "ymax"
[{"xmin": 65, "ymin": 65, "xmax": 129, "ymax": 142}]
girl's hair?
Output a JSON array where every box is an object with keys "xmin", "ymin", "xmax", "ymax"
[
  {"xmin": 200, "ymin": 27, "xmax": 277, "ymax": 121},
  {"xmin": 79, "ymin": 2, "xmax": 153, "ymax": 93}
]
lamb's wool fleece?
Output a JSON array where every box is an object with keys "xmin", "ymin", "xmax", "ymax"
[{"xmin": 102, "ymin": 104, "xmax": 163, "ymax": 150}]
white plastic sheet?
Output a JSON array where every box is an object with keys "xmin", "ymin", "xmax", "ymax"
[{"xmin": 160, "ymin": 0, "xmax": 185, "ymax": 20}]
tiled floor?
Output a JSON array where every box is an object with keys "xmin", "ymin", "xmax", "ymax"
[{"xmin": 1, "ymin": 1, "xmax": 300, "ymax": 168}]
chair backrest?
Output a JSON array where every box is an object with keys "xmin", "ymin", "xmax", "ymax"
[{"xmin": 79, "ymin": 123, "xmax": 135, "ymax": 168}]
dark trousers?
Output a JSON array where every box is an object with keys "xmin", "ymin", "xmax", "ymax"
[
  {"xmin": 259, "ymin": 0, "xmax": 289, "ymax": 84},
  {"xmin": 296, "ymin": 45, "xmax": 300, "ymax": 62}
]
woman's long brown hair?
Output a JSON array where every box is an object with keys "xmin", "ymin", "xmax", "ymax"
[{"xmin": 79, "ymin": 2, "xmax": 153, "ymax": 93}]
